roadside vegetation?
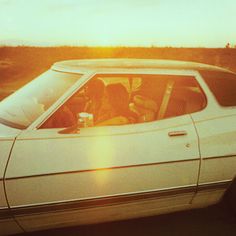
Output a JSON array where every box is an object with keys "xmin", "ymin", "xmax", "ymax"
[{"xmin": 1, "ymin": 46, "xmax": 236, "ymax": 100}]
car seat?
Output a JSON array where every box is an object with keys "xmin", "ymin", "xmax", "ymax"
[{"xmin": 129, "ymin": 95, "xmax": 158, "ymax": 123}]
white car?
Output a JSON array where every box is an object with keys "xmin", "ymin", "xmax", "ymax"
[{"xmin": 0, "ymin": 59, "xmax": 236, "ymax": 235}]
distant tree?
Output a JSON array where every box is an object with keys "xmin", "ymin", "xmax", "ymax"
[{"xmin": 226, "ymin": 43, "xmax": 231, "ymax": 48}]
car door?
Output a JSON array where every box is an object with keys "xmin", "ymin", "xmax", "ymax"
[{"xmin": 4, "ymin": 71, "xmax": 202, "ymax": 232}]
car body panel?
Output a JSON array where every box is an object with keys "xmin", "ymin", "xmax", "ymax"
[
  {"xmin": 194, "ymin": 111, "xmax": 236, "ymax": 183},
  {"xmin": 190, "ymin": 72, "xmax": 236, "ymax": 206},
  {"xmin": 5, "ymin": 114, "xmax": 200, "ymax": 231},
  {"xmin": 191, "ymin": 109, "xmax": 236, "ymax": 204},
  {"xmin": 52, "ymin": 59, "xmax": 231, "ymax": 73},
  {"xmin": 0, "ymin": 124, "xmax": 20, "ymax": 208},
  {"xmin": 191, "ymin": 71, "xmax": 236, "ymax": 184},
  {"xmin": 0, "ymin": 124, "xmax": 23, "ymax": 235}
]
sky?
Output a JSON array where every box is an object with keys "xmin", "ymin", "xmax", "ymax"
[{"xmin": 0, "ymin": 0, "xmax": 235, "ymax": 47}]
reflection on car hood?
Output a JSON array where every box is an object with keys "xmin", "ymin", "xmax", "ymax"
[{"xmin": 0, "ymin": 123, "xmax": 21, "ymax": 140}]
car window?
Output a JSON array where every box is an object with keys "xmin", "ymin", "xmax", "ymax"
[
  {"xmin": 199, "ymin": 70, "xmax": 236, "ymax": 107},
  {"xmin": 40, "ymin": 73, "xmax": 206, "ymax": 129},
  {"xmin": 0, "ymin": 70, "xmax": 82, "ymax": 129},
  {"xmin": 163, "ymin": 76, "xmax": 206, "ymax": 119}
]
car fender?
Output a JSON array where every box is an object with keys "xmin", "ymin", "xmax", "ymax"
[{"xmin": 0, "ymin": 124, "xmax": 21, "ymax": 208}]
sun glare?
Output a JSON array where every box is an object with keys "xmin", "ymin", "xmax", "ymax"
[{"xmin": 90, "ymin": 131, "xmax": 115, "ymax": 184}]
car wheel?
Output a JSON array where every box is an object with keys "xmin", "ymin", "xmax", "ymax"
[{"xmin": 224, "ymin": 179, "xmax": 236, "ymax": 215}]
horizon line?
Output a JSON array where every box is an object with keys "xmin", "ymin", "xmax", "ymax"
[{"xmin": 0, "ymin": 45, "xmax": 235, "ymax": 49}]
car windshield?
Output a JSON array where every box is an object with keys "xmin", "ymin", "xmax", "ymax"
[{"xmin": 0, "ymin": 70, "xmax": 82, "ymax": 129}]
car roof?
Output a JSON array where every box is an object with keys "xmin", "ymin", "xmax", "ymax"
[{"xmin": 52, "ymin": 58, "xmax": 231, "ymax": 73}]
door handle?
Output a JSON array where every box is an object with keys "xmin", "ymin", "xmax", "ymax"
[{"xmin": 168, "ymin": 131, "xmax": 187, "ymax": 137}]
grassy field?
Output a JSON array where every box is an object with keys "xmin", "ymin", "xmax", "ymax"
[{"xmin": 1, "ymin": 46, "xmax": 236, "ymax": 100}]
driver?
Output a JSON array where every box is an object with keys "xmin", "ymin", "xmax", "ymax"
[{"xmin": 84, "ymin": 78, "xmax": 107, "ymax": 122}]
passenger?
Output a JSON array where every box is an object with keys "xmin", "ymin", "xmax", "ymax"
[{"xmin": 96, "ymin": 83, "xmax": 137, "ymax": 126}]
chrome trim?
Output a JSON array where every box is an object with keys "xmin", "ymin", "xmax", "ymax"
[
  {"xmin": 7, "ymin": 180, "xmax": 231, "ymax": 218},
  {"xmin": 9, "ymin": 185, "xmax": 197, "ymax": 217},
  {"xmin": 17, "ymin": 119, "xmax": 193, "ymax": 140},
  {"xmin": 197, "ymin": 180, "xmax": 232, "ymax": 191},
  {"xmin": 202, "ymin": 154, "xmax": 236, "ymax": 160},
  {"xmin": 168, "ymin": 130, "xmax": 187, "ymax": 137}
]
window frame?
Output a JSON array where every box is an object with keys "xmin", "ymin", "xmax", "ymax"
[{"xmin": 30, "ymin": 69, "xmax": 207, "ymax": 131}]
